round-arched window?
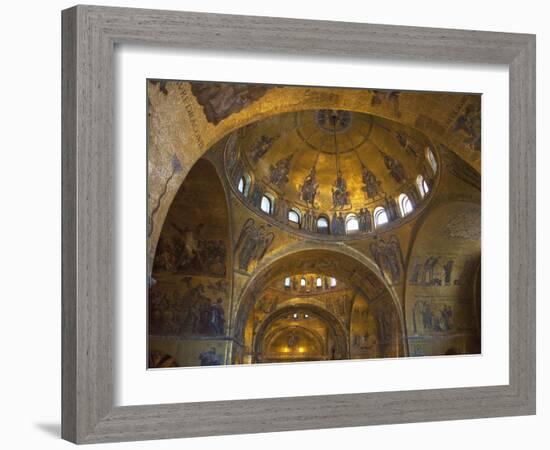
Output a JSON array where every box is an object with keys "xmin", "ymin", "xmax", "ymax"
[
  {"xmin": 398, "ymin": 193, "xmax": 413, "ymax": 216},
  {"xmin": 316, "ymin": 277, "xmax": 323, "ymax": 288},
  {"xmin": 284, "ymin": 276, "xmax": 291, "ymax": 288},
  {"xmin": 373, "ymin": 206, "xmax": 389, "ymax": 228},
  {"xmin": 237, "ymin": 173, "xmax": 251, "ymax": 197},
  {"xmin": 260, "ymin": 194, "xmax": 274, "ymax": 215},
  {"xmin": 426, "ymin": 147, "xmax": 437, "ymax": 173},
  {"xmin": 288, "ymin": 208, "xmax": 301, "ymax": 225},
  {"xmin": 316, "ymin": 216, "xmax": 329, "ymax": 234},
  {"xmin": 416, "ymin": 174, "xmax": 429, "ymax": 197},
  {"xmin": 345, "ymin": 214, "xmax": 359, "ymax": 233}
]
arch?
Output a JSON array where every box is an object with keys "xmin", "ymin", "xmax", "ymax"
[
  {"xmin": 237, "ymin": 173, "xmax": 251, "ymax": 197},
  {"xmin": 345, "ymin": 213, "xmax": 359, "ymax": 233},
  {"xmin": 283, "ymin": 276, "xmax": 291, "ymax": 288},
  {"xmin": 288, "ymin": 208, "xmax": 301, "ymax": 225},
  {"xmin": 373, "ymin": 206, "xmax": 389, "ymax": 228},
  {"xmin": 426, "ymin": 146, "xmax": 438, "ymax": 173},
  {"xmin": 261, "ymin": 325, "xmax": 326, "ymax": 362},
  {"xmin": 260, "ymin": 193, "xmax": 274, "ymax": 215},
  {"xmin": 231, "ymin": 244, "xmax": 407, "ymax": 356},
  {"xmin": 253, "ymin": 304, "xmax": 350, "ymax": 362},
  {"xmin": 316, "ymin": 215, "xmax": 330, "ymax": 234},
  {"xmin": 398, "ymin": 193, "xmax": 413, "ymax": 217},
  {"xmin": 147, "ymin": 88, "xmax": 454, "ymax": 268},
  {"xmin": 416, "ymin": 174, "xmax": 428, "ymax": 198},
  {"xmin": 149, "ymin": 158, "xmax": 232, "ymax": 343}
]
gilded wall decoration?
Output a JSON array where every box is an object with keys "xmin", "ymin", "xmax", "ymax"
[
  {"xmin": 370, "ymin": 236, "xmax": 404, "ymax": 285},
  {"xmin": 190, "ymin": 82, "xmax": 272, "ymax": 125},
  {"xmin": 408, "ymin": 256, "xmax": 455, "ymax": 286},
  {"xmin": 235, "ymin": 218, "xmax": 275, "ymax": 271},
  {"xmin": 153, "ymin": 225, "xmax": 226, "ymax": 277},
  {"xmin": 412, "ymin": 301, "xmax": 453, "ymax": 334},
  {"xmin": 325, "ymin": 294, "xmax": 350, "ymax": 318},
  {"xmin": 370, "ymin": 90, "xmax": 402, "ymax": 117},
  {"xmin": 256, "ymin": 294, "xmax": 279, "ymax": 314},
  {"xmin": 361, "ymin": 164, "xmax": 382, "ymax": 199},
  {"xmin": 330, "ymin": 212, "xmax": 346, "ymax": 235},
  {"xmin": 381, "ymin": 151, "xmax": 406, "ymax": 184},
  {"xmin": 350, "ymin": 294, "xmax": 379, "ymax": 358},
  {"xmin": 269, "ymin": 154, "xmax": 293, "ymax": 187},
  {"xmin": 453, "ymin": 103, "xmax": 481, "ymax": 152},
  {"xmin": 357, "ymin": 208, "xmax": 373, "ymax": 232},
  {"xmin": 331, "ymin": 171, "xmax": 351, "ymax": 208},
  {"xmin": 300, "ymin": 166, "xmax": 319, "ymax": 208},
  {"xmin": 440, "ymin": 144, "xmax": 481, "ymax": 190},
  {"xmin": 444, "ymin": 210, "xmax": 481, "ymax": 241},
  {"xmin": 395, "ymin": 131, "xmax": 420, "ymax": 159},
  {"xmin": 149, "ymin": 280, "xmax": 227, "ymax": 337},
  {"xmin": 249, "ymin": 134, "xmax": 278, "ymax": 163}
]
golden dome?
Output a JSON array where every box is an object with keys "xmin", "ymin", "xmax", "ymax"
[{"xmin": 225, "ymin": 109, "xmax": 438, "ymax": 237}]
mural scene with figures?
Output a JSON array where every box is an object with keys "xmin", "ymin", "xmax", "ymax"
[{"xmin": 147, "ymin": 80, "xmax": 481, "ymax": 367}]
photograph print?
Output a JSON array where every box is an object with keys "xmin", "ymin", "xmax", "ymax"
[{"xmin": 147, "ymin": 80, "xmax": 481, "ymax": 368}]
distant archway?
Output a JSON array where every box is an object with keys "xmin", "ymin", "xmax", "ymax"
[
  {"xmin": 233, "ymin": 245, "xmax": 407, "ymax": 360},
  {"xmin": 253, "ymin": 304, "xmax": 349, "ymax": 363}
]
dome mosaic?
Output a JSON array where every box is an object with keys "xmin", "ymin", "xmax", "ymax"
[{"xmin": 225, "ymin": 109, "xmax": 439, "ymax": 237}]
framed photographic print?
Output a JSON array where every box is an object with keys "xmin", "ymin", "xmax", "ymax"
[{"xmin": 62, "ymin": 4, "xmax": 536, "ymax": 444}]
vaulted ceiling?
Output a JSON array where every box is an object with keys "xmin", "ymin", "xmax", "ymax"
[{"xmin": 232, "ymin": 109, "xmax": 435, "ymax": 213}]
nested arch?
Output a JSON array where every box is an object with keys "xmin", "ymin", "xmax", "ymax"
[
  {"xmin": 263, "ymin": 326, "xmax": 325, "ymax": 359},
  {"xmin": 149, "ymin": 158, "xmax": 233, "ymax": 343},
  {"xmin": 147, "ymin": 86, "xmax": 460, "ymax": 267},
  {"xmin": 254, "ymin": 304, "xmax": 349, "ymax": 362},
  {"xmin": 232, "ymin": 245, "xmax": 407, "ymax": 358}
]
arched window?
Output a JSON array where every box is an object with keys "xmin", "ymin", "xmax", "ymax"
[
  {"xmin": 426, "ymin": 147, "xmax": 437, "ymax": 173},
  {"xmin": 316, "ymin": 216, "xmax": 329, "ymax": 234},
  {"xmin": 416, "ymin": 175, "xmax": 426, "ymax": 197},
  {"xmin": 316, "ymin": 277, "xmax": 322, "ymax": 288},
  {"xmin": 345, "ymin": 214, "xmax": 359, "ymax": 234},
  {"xmin": 416, "ymin": 174, "xmax": 429, "ymax": 197},
  {"xmin": 284, "ymin": 276, "xmax": 291, "ymax": 288},
  {"xmin": 260, "ymin": 194, "xmax": 274, "ymax": 215},
  {"xmin": 288, "ymin": 208, "xmax": 301, "ymax": 225},
  {"xmin": 329, "ymin": 277, "xmax": 337, "ymax": 288},
  {"xmin": 300, "ymin": 277, "xmax": 307, "ymax": 287},
  {"xmin": 399, "ymin": 193, "xmax": 413, "ymax": 217},
  {"xmin": 237, "ymin": 174, "xmax": 251, "ymax": 196},
  {"xmin": 374, "ymin": 206, "xmax": 389, "ymax": 228}
]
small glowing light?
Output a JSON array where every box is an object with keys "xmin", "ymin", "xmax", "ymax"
[
  {"xmin": 304, "ymin": 314, "xmax": 309, "ymax": 318},
  {"xmin": 293, "ymin": 313, "xmax": 298, "ymax": 319}
]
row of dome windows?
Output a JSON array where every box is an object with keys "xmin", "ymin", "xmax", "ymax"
[
  {"xmin": 284, "ymin": 276, "xmax": 337, "ymax": 289},
  {"xmin": 237, "ymin": 172, "xmax": 430, "ymax": 235}
]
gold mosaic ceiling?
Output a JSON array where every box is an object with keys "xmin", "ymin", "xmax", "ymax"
[{"xmin": 229, "ymin": 109, "xmax": 436, "ymax": 213}]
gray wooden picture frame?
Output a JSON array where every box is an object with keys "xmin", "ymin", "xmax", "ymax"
[{"xmin": 61, "ymin": 4, "xmax": 536, "ymax": 444}]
